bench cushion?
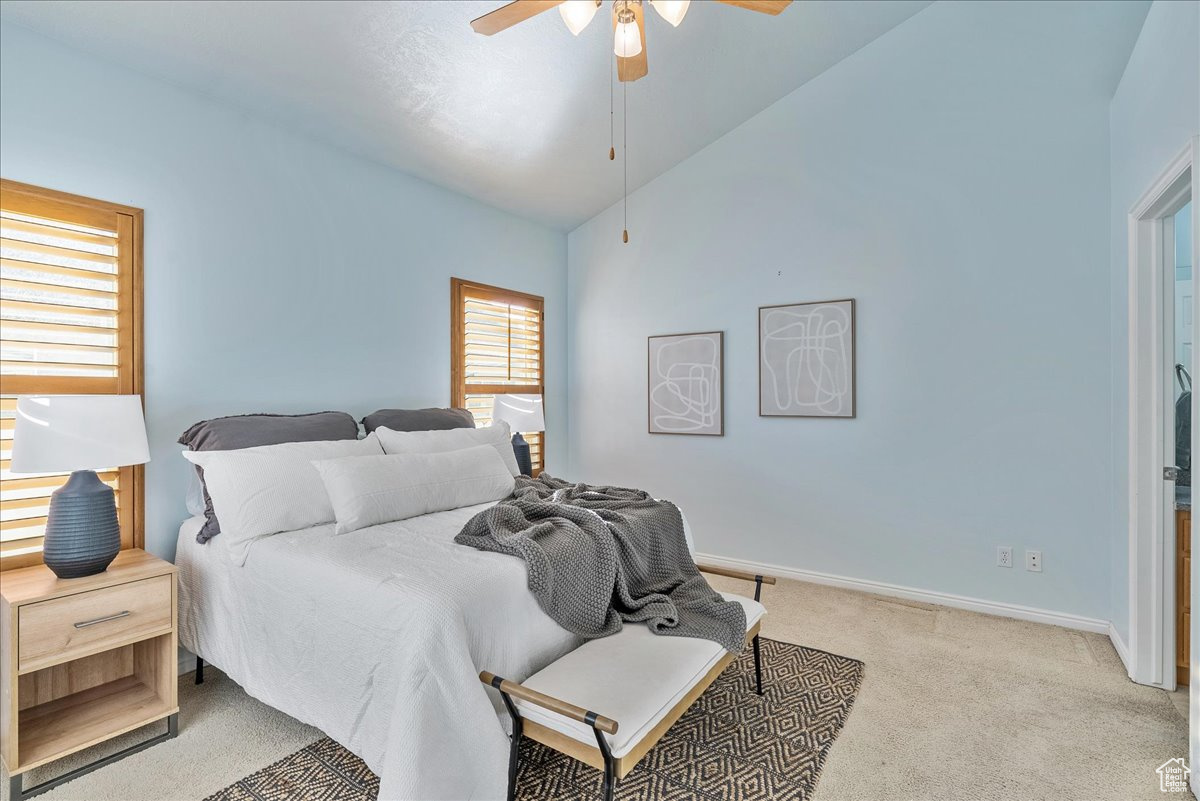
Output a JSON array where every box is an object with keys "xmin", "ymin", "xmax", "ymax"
[{"xmin": 516, "ymin": 592, "xmax": 765, "ymax": 757}]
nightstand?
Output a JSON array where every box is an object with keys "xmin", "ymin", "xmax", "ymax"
[{"xmin": 1, "ymin": 549, "xmax": 178, "ymax": 800}]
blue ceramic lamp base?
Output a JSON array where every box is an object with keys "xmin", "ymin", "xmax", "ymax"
[
  {"xmin": 43, "ymin": 470, "xmax": 121, "ymax": 579},
  {"xmin": 511, "ymin": 432, "xmax": 532, "ymax": 477}
]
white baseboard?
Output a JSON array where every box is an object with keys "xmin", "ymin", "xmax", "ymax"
[
  {"xmin": 696, "ymin": 552, "xmax": 1111, "ymax": 634},
  {"xmin": 1107, "ymin": 623, "xmax": 1134, "ymax": 677}
]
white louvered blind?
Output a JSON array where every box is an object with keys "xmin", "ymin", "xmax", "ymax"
[
  {"xmin": 451, "ymin": 279, "xmax": 545, "ymax": 474},
  {"xmin": 0, "ymin": 180, "xmax": 143, "ymax": 569}
]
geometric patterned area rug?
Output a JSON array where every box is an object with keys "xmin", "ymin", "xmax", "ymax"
[{"xmin": 204, "ymin": 638, "xmax": 864, "ymax": 801}]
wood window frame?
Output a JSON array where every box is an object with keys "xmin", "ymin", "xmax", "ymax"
[
  {"xmin": 1, "ymin": 179, "xmax": 144, "ymax": 570},
  {"xmin": 450, "ymin": 277, "xmax": 545, "ymax": 473}
]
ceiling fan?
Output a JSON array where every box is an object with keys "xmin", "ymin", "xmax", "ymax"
[
  {"xmin": 471, "ymin": 0, "xmax": 792, "ymax": 243},
  {"xmin": 470, "ymin": 0, "xmax": 793, "ymax": 83}
]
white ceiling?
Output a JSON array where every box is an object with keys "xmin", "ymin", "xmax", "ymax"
[
  {"xmin": 0, "ymin": 1, "xmax": 1150, "ymax": 230},
  {"xmin": 0, "ymin": 0, "xmax": 940, "ymax": 229}
]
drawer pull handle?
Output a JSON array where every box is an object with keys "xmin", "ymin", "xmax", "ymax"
[{"xmin": 73, "ymin": 610, "xmax": 131, "ymax": 629}]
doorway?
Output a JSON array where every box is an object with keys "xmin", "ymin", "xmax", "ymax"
[
  {"xmin": 1170, "ymin": 199, "xmax": 1193, "ymax": 687},
  {"xmin": 1127, "ymin": 141, "xmax": 1196, "ymax": 692}
]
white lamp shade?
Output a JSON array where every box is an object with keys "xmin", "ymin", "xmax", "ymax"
[
  {"xmin": 490, "ymin": 394, "xmax": 545, "ymax": 433},
  {"xmin": 12, "ymin": 395, "xmax": 150, "ymax": 473},
  {"xmin": 559, "ymin": 0, "xmax": 599, "ymax": 35}
]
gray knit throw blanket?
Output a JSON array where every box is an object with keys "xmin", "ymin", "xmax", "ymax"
[{"xmin": 454, "ymin": 474, "xmax": 746, "ymax": 654}]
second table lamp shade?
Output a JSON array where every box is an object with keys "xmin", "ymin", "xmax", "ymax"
[{"xmin": 489, "ymin": 394, "xmax": 544, "ymax": 477}]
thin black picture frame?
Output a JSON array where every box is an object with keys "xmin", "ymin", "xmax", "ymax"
[{"xmin": 758, "ymin": 299, "xmax": 856, "ymax": 419}]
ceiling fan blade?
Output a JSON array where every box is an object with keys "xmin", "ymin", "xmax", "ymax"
[
  {"xmin": 470, "ymin": 0, "xmax": 564, "ymax": 35},
  {"xmin": 714, "ymin": 0, "xmax": 792, "ymax": 14},
  {"xmin": 615, "ymin": 2, "xmax": 648, "ymax": 83}
]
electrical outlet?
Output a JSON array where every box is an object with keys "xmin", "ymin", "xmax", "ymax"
[
  {"xmin": 997, "ymin": 546, "xmax": 1013, "ymax": 568},
  {"xmin": 1026, "ymin": 550, "xmax": 1042, "ymax": 572}
]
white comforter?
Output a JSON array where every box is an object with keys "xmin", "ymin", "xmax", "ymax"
[{"xmin": 177, "ymin": 504, "xmax": 582, "ymax": 800}]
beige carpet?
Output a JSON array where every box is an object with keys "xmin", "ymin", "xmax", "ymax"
[{"xmin": 2, "ymin": 576, "xmax": 1191, "ymax": 801}]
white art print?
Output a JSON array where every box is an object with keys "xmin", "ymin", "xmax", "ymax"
[
  {"xmin": 759, "ymin": 299, "xmax": 855, "ymax": 418},
  {"xmin": 647, "ymin": 331, "xmax": 724, "ymax": 435}
]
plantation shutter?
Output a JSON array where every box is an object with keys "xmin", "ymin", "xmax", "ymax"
[
  {"xmin": 451, "ymin": 278, "xmax": 545, "ymax": 474},
  {"xmin": 0, "ymin": 180, "xmax": 143, "ymax": 569}
]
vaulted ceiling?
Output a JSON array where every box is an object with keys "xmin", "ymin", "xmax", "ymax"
[
  {"xmin": 0, "ymin": 1, "xmax": 1149, "ymax": 230},
  {"xmin": 0, "ymin": 0, "xmax": 940, "ymax": 228}
]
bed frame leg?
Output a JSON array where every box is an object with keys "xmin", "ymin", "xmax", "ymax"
[
  {"xmin": 491, "ymin": 677, "xmax": 523, "ymax": 801},
  {"xmin": 194, "ymin": 656, "xmax": 204, "ymax": 685}
]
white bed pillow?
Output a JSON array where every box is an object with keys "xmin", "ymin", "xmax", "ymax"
[
  {"xmin": 181, "ymin": 435, "xmax": 384, "ymax": 563},
  {"xmin": 374, "ymin": 420, "xmax": 521, "ymax": 477},
  {"xmin": 312, "ymin": 445, "xmax": 515, "ymax": 535},
  {"xmin": 185, "ymin": 467, "xmax": 207, "ymax": 517}
]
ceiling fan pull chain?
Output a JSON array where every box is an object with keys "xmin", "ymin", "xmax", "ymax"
[
  {"xmin": 609, "ymin": 20, "xmax": 615, "ymax": 162},
  {"xmin": 623, "ymin": 77, "xmax": 629, "ymax": 244}
]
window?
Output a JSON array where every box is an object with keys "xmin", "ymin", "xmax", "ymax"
[
  {"xmin": 450, "ymin": 278, "xmax": 545, "ymax": 474},
  {"xmin": 0, "ymin": 180, "xmax": 144, "ymax": 570}
]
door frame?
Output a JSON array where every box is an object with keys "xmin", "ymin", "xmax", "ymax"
[{"xmin": 1127, "ymin": 140, "xmax": 1196, "ymax": 690}]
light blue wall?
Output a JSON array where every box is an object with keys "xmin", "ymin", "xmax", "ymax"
[
  {"xmin": 1107, "ymin": 0, "xmax": 1200, "ymax": 645},
  {"xmin": 567, "ymin": 1, "xmax": 1117, "ymax": 620},
  {"xmin": 0, "ymin": 25, "xmax": 568, "ymax": 562},
  {"xmin": 5, "ymin": 2, "xmax": 1191, "ymax": 632}
]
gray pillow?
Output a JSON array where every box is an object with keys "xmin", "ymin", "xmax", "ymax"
[
  {"xmin": 179, "ymin": 411, "xmax": 359, "ymax": 543},
  {"xmin": 361, "ymin": 407, "xmax": 475, "ymax": 434}
]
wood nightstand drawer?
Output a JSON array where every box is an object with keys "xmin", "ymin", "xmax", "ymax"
[{"xmin": 17, "ymin": 575, "xmax": 172, "ymax": 673}]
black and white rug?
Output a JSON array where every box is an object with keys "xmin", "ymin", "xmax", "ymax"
[{"xmin": 205, "ymin": 638, "xmax": 863, "ymax": 801}]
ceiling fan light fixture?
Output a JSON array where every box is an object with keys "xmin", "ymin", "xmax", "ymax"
[
  {"xmin": 613, "ymin": 21, "xmax": 642, "ymax": 57},
  {"xmin": 558, "ymin": 0, "xmax": 600, "ymax": 36},
  {"xmin": 613, "ymin": 7, "xmax": 642, "ymax": 58},
  {"xmin": 649, "ymin": 0, "xmax": 690, "ymax": 27}
]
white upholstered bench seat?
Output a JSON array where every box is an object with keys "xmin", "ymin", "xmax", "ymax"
[
  {"xmin": 516, "ymin": 592, "xmax": 765, "ymax": 758},
  {"xmin": 480, "ymin": 564, "xmax": 775, "ymax": 801}
]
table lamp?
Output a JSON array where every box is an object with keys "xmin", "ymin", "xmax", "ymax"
[
  {"xmin": 490, "ymin": 394, "xmax": 544, "ymax": 477},
  {"xmin": 12, "ymin": 395, "xmax": 150, "ymax": 578}
]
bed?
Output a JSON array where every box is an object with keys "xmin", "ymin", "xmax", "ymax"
[{"xmin": 176, "ymin": 503, "xmax": 695, "ymax": 800}]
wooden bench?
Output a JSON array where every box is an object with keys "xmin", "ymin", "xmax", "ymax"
[{"xmin": 480, "ymin": 566, "xmax": 775, "ymax": 801}]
